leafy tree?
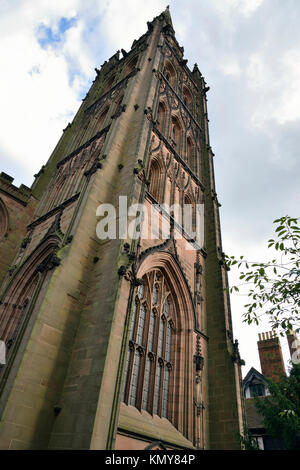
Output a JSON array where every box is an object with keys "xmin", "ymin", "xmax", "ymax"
[
  {"xmin": 254, "ymin": 363, "xmax": 300, "ymax": 449},
  {"xmin": 225, "ymin": 216, "xmax": 300, "ymax": 335},
  {"xmin": 236, "ymin": 426, "xmax": 260, "ymax": 450}
]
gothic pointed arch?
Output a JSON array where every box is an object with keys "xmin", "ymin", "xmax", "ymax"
[
  {"xmin": 170, "ymin": 115, "xmax": 182, "ymax": 150},
  {"xmin": 186, "ymin": 135, "xmax": 194, "ymax": 168},
  {"xmin": 122, "ymin": 251, "xmax": 196, "ymax": 439},
  {"xmin": 0, "ymin": 235, "xmax": 61, "ymax": 382},
  {"xmin": 182, "ymin": 85, "xmax": 193, "ymax": 109},
  {"xmin": 113, "ymin": 92, "xmax": 125, "ymax": 118},
  {"xmin": 148, "ymin": 157, "xmax": 164, "ymax": 203},
  {"xmin": 97, "ymin": 105, "xmax": 109, "ymax": 131},
  {"xmin": 163, "ymin": 60, "xmax": 176, "ymax": 86},
  {"xmin": 183, "ymin": 192, "xmax": 196, "ymax": 236},
  {"xmin": 124, "ymin": 54, "xmax": 138, "ymax": 76},
  {"xmin": 136, "ymin": 250, "xmax": 197, "ymax": 329},
  {"xmin": 157, "ymin": 101, "xmax": 167, "ymax": 135},
  {"xmin": 103, "ymin": 74, "xmax": 116, "ymax": 94}
]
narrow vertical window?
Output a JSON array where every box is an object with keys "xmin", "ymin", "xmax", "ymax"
[
  {"xmin": 187, "ymin": 137, "xmax": 193, "ymax": 167},
  {"xmin": 149, "ymin": 160, "xmax": 161, "ymax": 202},
  {"xmin": 162, "ymin": 367, "xmax": 170, "ymax": 418},
  {"xmin": 166, "ymin": 322, "xmax": 172, "ymax": 363},
  {"xmin": 122, "ymin": 346, "xmax": 131, "ymax": 400},
  {"xmin": 129, "ymin": 349, "xmax": 141, "ymax": 405},
  {"xmin": 152, "ymin": 284, "xmax": 159, "ymax": 305},
  {"xmin": 157, "ymin": 102, "xmax": 166, "ymax": 134},
  {"xmin": 171, "ymin": 116, "xmax": 181, "ymax": 148},
  {"xmin": 137, "ymin": 283, "xmax": 144, "ymax": 299},
  {"xmin": 142, "ymin": 356, "xmax": 151, "ymax": 410},
  {"xmin": 153, "ymin": 363, "xmax": 162, "ymax": 414},
  {"xmin": 149, "ymin": 310, "xmax": 156, "ymax": 352},
  {"xmin": 157, "ymin": 318, "xmax": 165, "ymax": 358},
  {"xmin": 129, "ymin": 301, "xmax": 137, "ymax": 339},
  {"xmin": 136, "ymin": 303, "xmax": 146, "ymax": 345}
]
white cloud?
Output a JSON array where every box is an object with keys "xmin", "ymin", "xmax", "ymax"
[
  {"xmin": 246, "ymin": 48, "xmax": 300, "ymax": 130},
  {"xmin": 227, "ymin": 0, "xmax": 264, "ymax": 17},
  {"xmin": 0, "ymin": 0, "xmax": 167, "ymax": 184},
  {"xmin": 0, "ymin": 31, "xmax": 80, "ymax": 174},
  {"xmin": 221, "ymin": 56, "xmax": 241, "ymax": 76},
  {"xmin": 100, "ymin": 0, "xmax": 164, "ymax": 51},
  {"xmin": 0, "ymin": 0, "xmax": 94, "ymax": 182},
  {"xmin": 278, "ymin": 49, "xmax": 300, "ymax": 124},
  {"xmin": 210, "ymin": 0, "xmax": 264, "ymax": 22}
]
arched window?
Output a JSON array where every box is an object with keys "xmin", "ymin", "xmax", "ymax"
[
  {"xmin": 124, "ymin": 55, "xmax": 138, "ymax": 76},
  {"xmin": 157, "ymin": 102, "xmax": 166, "ymax": 135},
  {"xmin": 148, "ymin": 159, "xmax": 162, "ymax": 202},
  {"xmin": 163, "ymin": 61, "xmax": 176, "ymax": 87},
  {"xmin": 182, "ymin": 86, "xmax": 192, "ymax": 110},
  {"xmin": 123, "ymin": 270, "xmax": 174, "ymax": 421},
  {"xmin": 171, "ymin": 116, "xmax": 182, "ymax": 149},
  {"xmin": 103, "ymin": 74, "xmax": 116, "ymax": 94},
  {"xmin": 96, "ymin": 106, "xmax": 109, "ymax": 131},
  {"xmin": 0, "ymin": 238, "xmax": 60, "ymax": 378},
  {"xmin": 183, "ymin": 194, "xmax": 195, "ymax": 235},
  {"xmin": 121, "ymin": 252, "xmax": 196, "ymax": 442},
  {"xmin": 186, "ymin": 136, "xmax": 193, "ymax": 168},
  {"xmin": 113, "ymin": 93, "xmax": 124, "ymax": 118}
]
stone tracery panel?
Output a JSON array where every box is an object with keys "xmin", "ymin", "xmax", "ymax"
[
  {"xmin": 0, "ymin": 237, "xmax": 61, "ymax": 383},
  {"xmin": 39, "ymin": 130, "xmax": 107, "ymax": 216},
  {"xmin": 122, "ymin": 258, "xmax": 196, "ymax": 440},
  {"xmin": 147, "ymin": 132, "xmax": 203, "ymax": 214}
]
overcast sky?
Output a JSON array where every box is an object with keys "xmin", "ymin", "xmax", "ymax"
[{"xmin": 0, "ymin": 0, "xmax": 299, "ymax": 376}]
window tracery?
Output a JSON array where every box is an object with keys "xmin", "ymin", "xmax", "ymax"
[
  {"xmin": 157, "ymin": 102, "xmax": 166, "ymax": 135},
  {"xmin": 148, "ymin": 159, "xmax": 162, "ymax": 202},
  {"xmin": 163, "ymin": 61, "xmax": 176, "ymax": 87},
  {"xmin": 171, "ymin": 115, "xmax": 181, "ymax": 149},
  {"xmin": 103, "ymin": 74, "xmax": 116, "ymax": 94},
  {"xmin": 0, "ymin": 240, "xmax": 60, "ymax": 378},
  {"xmin": 124, "ymin": 55, "xmax": 138, "ymax": 76},
  {"xmin": 123, "ymin": 270, "xmax": 175, "ymax": 421},
  {"xmin": 186, "ymin": 136, "xmax": 193, "ymax": 169},
  {"xmin": 182, "ymin": 86, "xmax": 193, "ymax": 111}
]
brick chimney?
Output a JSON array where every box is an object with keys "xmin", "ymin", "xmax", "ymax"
[
  {"xmin": 257, "ymin": 331, "xmax": 286, "ymax": 382},
  {"xmin": 286, "ymin": 330, "xmax": 300, "ymax": 365}
]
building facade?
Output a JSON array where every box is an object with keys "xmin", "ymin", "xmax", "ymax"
[
  {"xmin": 0, "ymin": 8, "xmax": 244, "ymax": 450},
  {"xmin": 243, "ymin": 331, "xmax": 294, "ymax": 450}
]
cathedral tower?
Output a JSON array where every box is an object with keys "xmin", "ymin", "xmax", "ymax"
[{"xmin": 0, "ymin": 8, "xmax": 244, "ymax": 450}]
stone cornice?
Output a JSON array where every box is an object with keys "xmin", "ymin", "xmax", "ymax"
[
  {"xmin": 27, "ymin": 193, "xmax": 80, "ymax": 230},
  {"xmin": 57, "ymin": 126, "xmax": 110, "ymax": 168},
  {"xmin": 0, "ymin": 173, "xmax": 31, "ymax": 206},
  {"xmin": 0, "ymin": 187, "xmax": 28, "ymax": 207},
  {"xmin": 145, "ymin": 191, "xmax": 203, "ymax": 251},
  {"xmin": 84, "ymin": 68, "xmax": 138, "ymax": 116}
]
